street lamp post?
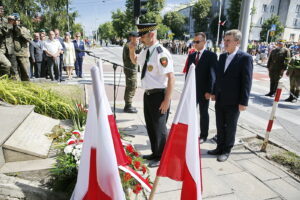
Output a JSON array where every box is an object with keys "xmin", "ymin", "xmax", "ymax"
[
  {"xmin": 67, "ymin": 0, "xmax": 70, "ymax": 32},
  {"xmin": 216, "ymin": 0, "xmax": 222, "ymax": 49}
]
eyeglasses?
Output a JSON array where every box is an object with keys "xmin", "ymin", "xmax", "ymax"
[{"xmin": 193, "ymin": 40, "xmax": 204, "ymax": 44}]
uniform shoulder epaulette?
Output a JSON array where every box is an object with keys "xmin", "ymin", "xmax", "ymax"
[{"xmin": 156, "ymin": 46, "xmax": 163, "ymax": 54}]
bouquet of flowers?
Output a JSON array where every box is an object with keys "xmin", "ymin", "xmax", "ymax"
[{"xmin": 49, "ymin": 130, "xmax": 151, "ymax": 200}]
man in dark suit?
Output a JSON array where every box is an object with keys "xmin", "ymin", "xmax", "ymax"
[
  {"xmin": 186, "ymin": 32, "xmax": 217, "ymax": 144},
  {"xmin": 29, "ymin": 32, "xmax": 43, "ymax": 78},
  {"xmin": 209, "ymin": 29, "xmax": 253, "ymax": 162},
  {"xmin": 73, "ymin": 32, "xmax": 85, "ymax": 78}
]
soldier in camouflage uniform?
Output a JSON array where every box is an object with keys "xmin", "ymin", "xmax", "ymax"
[
  {"xmin": 11, "ymin": 13, "xmax": 31, "ymax": 81},
  {"xmin": 122, "ymin": 31, "xmax": 140, "ymax": 113},
  {"xmin": 265, "ymin": 40, "xmax": 291, "ymax": 97},
  {"xmin": 0, "ymin": 2, "xmax": 11, "ymax": 77},
  {"xmin": 285, "ymin": 48, "xmax": 300, "ymax": 102},
  {"xmin": 5, "ymin": 15, "xmax": 19, "ymax": 80}
]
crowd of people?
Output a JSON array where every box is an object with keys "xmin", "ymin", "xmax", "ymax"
[{"xmin": 0, "ymin": 3, "xmax": 87, "ymax": 82}]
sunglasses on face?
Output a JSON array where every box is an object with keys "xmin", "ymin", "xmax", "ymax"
[{"xmin": 193, "ymin": 40, "xmax": 203, "ymax": 44}]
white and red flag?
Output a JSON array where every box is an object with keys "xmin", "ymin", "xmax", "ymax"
[
  {"xmin": 157, "ymin": 64, "xmax": 202, "ymax": 200},
  {"xmin": 71, "ymin": 67, "xmax": 125, "ymax": 200}
]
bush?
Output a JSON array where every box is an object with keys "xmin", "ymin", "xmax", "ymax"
[{"xmin": 0, "ymin": 76, "xmax": 75, "ymax": 119}]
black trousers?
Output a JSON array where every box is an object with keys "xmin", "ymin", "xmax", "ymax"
[
  {"xmin": 198, "ymin": 98, "xmax": 209, "ymax": 139},
  {"xmin": 143, "ymin": 91, "xmax": 169, "ymax": 159},
  {"xmin": 215, "ymin": 103, "xmax": 240, "ymax": 154}
]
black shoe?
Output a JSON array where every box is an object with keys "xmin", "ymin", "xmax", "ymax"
[
  {"xmin": 142, "ymin": 154, "xmax": 156, "ymax": 160},
  {"xmin": 207, "ymin": 149, "xmax": 222, "ymax": 155},
  {"xmin": 60, "ymin": 78, "xmax": 65, "ymax": 82},
  {"xmin": 211, "ymin": 135, "xmax": 218, "ymax": 142},
  {"xmin": 199, "ymin": 138, "xmax": 207, "ymax": 144},
  {"xmin": 265, "ymin": 92, "xmax": 275, "ymax": 97},
  {"xmin": 124, "ymin": 106, "xmax": 138, "ymax": 113},
  {"xmin": 217, "ymin": 153, "xmax": 230, "ymax": 162},
  {"xmin": 285, "ymin": 96, "xmax": 294, "ymax": 102},
  {"xmin": 148, "ymin": 159, "xmax": 160, "ymax": 168}
]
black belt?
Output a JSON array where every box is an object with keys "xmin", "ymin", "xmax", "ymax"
[{"xmin": 145, "ymin": 88, "xmax": 165, "ymax": 95}]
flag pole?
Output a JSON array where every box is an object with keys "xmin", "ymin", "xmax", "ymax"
[{"xmin": 149, "ymin": 176, "xmax": 160, "ymax": 200}]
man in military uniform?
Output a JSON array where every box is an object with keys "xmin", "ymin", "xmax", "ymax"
[
  {"xmin": 285, "ymin": 48, "xmax": 300, "ymax": 102},
  {"xmin": 5, "ymin": 15, "xmax": 19, "ymax": 80},
  {"xmin": 0, "ymin": 1, "xmax": 11, "ymax": 77},
  {"xmin": 265, "ymin": 40, "xmax": 291, "ymax": 97},
  {"xmin": 11, "ymin": 13, "xmax": 31, "ymax": 81},
  {"xmin": 122, "ymin": 31, "xmax": 140, "ymax": 113},
  {"xmin": 129, "ymin": 23, "xmax": 175, "ymax": 168}
]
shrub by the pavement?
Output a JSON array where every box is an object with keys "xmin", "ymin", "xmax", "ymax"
[{"xmin": 0, "ymin": 76, "xmax": 75, "ymax": 119}]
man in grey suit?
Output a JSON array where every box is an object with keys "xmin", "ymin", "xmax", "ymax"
[{"xmin": 29, "ymin": 33, "xmax": 43, "ymax": 78}]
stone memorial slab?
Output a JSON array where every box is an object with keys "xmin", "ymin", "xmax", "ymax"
[
  {"xmin": 0, "ymin": 105, "xmax": 34, "ymax": 145},
  {"xmin": 3, "ymin": 112, "xmax": 59, "ymax": 159}
]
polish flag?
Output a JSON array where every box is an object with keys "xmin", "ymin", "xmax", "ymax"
[
  {"xmin": 71, "ymin": 67, "xmax": 125, "ymax": 200},
  {"xmin": 157, "ymin": 64, "xmax": 202, "ymax": 200}
]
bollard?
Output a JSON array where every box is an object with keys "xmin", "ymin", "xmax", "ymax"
[{"xmin": 261, "ymin": 82, "xmax": 283, "ymax": 151}]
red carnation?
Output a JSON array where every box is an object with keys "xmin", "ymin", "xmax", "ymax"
[
  {"xmin": 127, "ymin": 156, "xmax": 132, "ymax": 164},
  {"xmin": 124, "ymin": 172, "xmax": 132, "ymax": 182},
  {"xmin": 133, "ymin": 183, "xmax": 142, "ymax": 194},
  {"xmin": 133, "ymin": 151, "xmax": 139, "ymax": 157},
  {"xmin": 134, "ymin": 161, "xmax": 141, "ymax": 169},
  {"xmin": 126, "ymin": 144, "xmax": 134, "ymax": 153},
  {"xmin": 142, "ymin": 165, "xmax": 147, "ymax": 175}
]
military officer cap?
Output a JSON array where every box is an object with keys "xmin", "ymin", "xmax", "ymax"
[
  {"xmin": 137, "ymin": 23, "xmax": 157, "ymax": 36},
  {"xmin": 277, "ymin": 39, "xmax": 286, "ymax": 44},
  {"xmin": 128, "ymin": 31, "xmax": 139, "ymax": 37}
]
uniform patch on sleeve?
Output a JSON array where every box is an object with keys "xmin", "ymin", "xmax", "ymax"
[
  {"xmin": 156, "ymin": 46, "xmax": 163, "ymax": 53},
  {"xmin": 160, "ymin": 57, "xmax": 168, "ymax": 67}
]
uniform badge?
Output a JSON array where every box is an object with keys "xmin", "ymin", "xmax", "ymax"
[
  {"xmin": 160, "ymin": 57, "xmax": 168, "ymax": 67},
  {"xmin": 147, "ymin": 65, "xmax": 153, "ymax": 72}
]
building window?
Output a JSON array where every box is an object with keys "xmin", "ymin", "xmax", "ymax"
[
  {"xmin": 293, "ymin": 18, "xmax": 298, "ymax": 26},
  {"xmin": 296, "ymin": 5, "xmax": 300, "ymax": 13},
  {"xmin": 270, "ymin": 5, "xmax": 275, "ymax": 13},
  {"xmin": 260, "ymin": 17, "xmax": 264, "ymax": 24},
  {"xmin": 263, "ymin": 4, "xmax": 267, "ymax": 12},
  {"xmin": 290, "ymin": 34, "xmax": 295, "ymax": 41}
]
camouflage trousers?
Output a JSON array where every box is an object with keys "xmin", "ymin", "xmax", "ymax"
[
  {"xmin": 0, "ymin": 52, "xmax": 11, "ymax": 77},
  {"xmin": 6, "ymin": 54, "xmax": 19, "ymax": 80},
  {"xmin": 124, "ymin": 69, "xmax": 137, "ymax": 106},
  {"xmin": 290, "ymin": 74, "xmax": 300, "ymax": 91},
  {"xmin": 16, "ymin": 56, "xmax": 30, "ymax": 81}
]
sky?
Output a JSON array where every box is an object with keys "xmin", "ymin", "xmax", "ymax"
[{"xmin": 71, "ymin": 0, "xmax": 193, "ymax": 36}]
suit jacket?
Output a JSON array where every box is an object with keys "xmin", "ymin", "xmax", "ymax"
[
  {"xmin": 213, "ymin": 50, "xmax": 253, "ymax": 106},
  {"xmin": 73, "ymin": 40, "xmax": 85, "ymax": 58},
  {"xmin": 186, "ymin": 49, "xmax": 217, "ymax": 103},
  {"xmin": 29, "ymin": 40, "xmax": 43, "ymax": 62}
]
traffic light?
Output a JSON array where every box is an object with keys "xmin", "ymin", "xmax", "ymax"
[{"xmin": 134, "ymin": 0, "xmax": 148, "ymax": 18}]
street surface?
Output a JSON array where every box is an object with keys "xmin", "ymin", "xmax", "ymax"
[{"xmin": 69, "ymin": 46, "xmax": 300, "ymax": 155}]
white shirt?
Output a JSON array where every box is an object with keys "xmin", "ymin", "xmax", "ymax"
[
  {"xmin": 43, "ymin": 39, "xmax": 63, "ymax": 55},
  {"xmin": 137, "ymin": 42, "xmax": 174, "ymax": 90},
  {"xmin": 195, "ymin": 48, "xmax": 205, "ymax": 62},
  {"xmin": 224, "ymin": 47, "xmax": 239, "ymax": 72}
]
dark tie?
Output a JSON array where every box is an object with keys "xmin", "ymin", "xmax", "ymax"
[
  {"xmin": 195, "ymin": 51, "xmax": 200, "ymax": 65},
  {"xmin": 141, "ymin": 49, "xmax": 150, "ymax": 80}
]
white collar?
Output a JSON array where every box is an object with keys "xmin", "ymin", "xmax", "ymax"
[{"xmin": 148, "ymin": 41, "xmax": 159, "ymax": 52}]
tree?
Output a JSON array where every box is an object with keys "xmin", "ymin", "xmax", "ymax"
[
  {"xmin": 112, "ymin": 9, "xmax": 132, "ymax": 38},
  {"xmin": 192, "ymin": 0, "xmax": 212, "ymax": 33},
  {"xmin": 163, "ymin": 11, "xmax": 186, "ymax": 39},
  {"xmin": 1, "ymin": 0, "xmax": 78, "ymax": 33},
  {"xmin": 157, "ymin": 24, "xmax": 169, "ymax": 40},
  {"xmin": 98, "ymin": 22, "xmax": 116, "ymax": 41},
  {"xmin": 260, "ymin": 15, "xmax": 284, "ymax": 42},
  {"xmin": 227, "ymin": 0, "xmax": 242, "ymax": 29}
]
